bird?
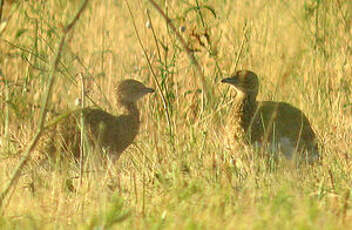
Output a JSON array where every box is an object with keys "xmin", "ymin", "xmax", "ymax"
[
  {"xmin": 45, "ymin": 79, "xmax": 154, "ymax": 162},
  {"xmin": 221, "ymin": 70, "xmax": 319, "ymax": 162}
]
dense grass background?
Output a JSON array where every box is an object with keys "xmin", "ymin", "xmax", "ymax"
[{"xmin": 0, "ymin": 0, "xmax": 351, "ymax": 229}]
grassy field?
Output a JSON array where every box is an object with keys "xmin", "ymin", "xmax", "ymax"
[{"xmin": 0, "ymin": 0, "xmax": 352, "ymax": 229}]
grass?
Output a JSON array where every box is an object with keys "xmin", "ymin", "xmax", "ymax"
[{"xmin": 0, "ymin": 0, "xmax": 352, "ymax": 229}]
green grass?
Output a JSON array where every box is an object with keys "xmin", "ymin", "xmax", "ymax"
[{"xmin": 0, "ymin": 0, "xmax": 352, "ymax": 229}]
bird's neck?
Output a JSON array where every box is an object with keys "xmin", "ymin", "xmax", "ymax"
[
  {"xmin": 120, "ymin": 101, "xmax": 139, "ymax": 120},
  {"xmin": 235, "ymin": 95, "xmax": 257, "ymax": 132}
]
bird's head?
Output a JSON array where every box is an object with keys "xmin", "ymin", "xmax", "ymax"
[
  {"xmin": 221, "ymin": 70, "xmax": 259, "ymax": 99},
  {"xmin": 117, "ymin": 79, "xmax": 154, "ymax": 104}
]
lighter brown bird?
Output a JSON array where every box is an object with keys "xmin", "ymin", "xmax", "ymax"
[
  {"xmin": 46, "ymin": 79, "xmax": 154, "ymax": 162},
  {"xmin": 221, "ymin": 70, "xmax": 319, "ymax": 161}
]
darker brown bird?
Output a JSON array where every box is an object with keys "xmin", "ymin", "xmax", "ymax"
[
  {"xmin": 46, "ymin": 79, "xmax": 154, "ymax": 162},
  {"xmin": 221, "ymin": 70, "xmax": 319, "ymax": 161}
]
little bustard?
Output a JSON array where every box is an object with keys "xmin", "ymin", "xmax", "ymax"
[
  {"xmin": 221, "ymin": 70, "xmax": 319, "ymax": 161},
  {"xmin": 46, "ymin": 79, "xmax": 154, "ymax": 162}
]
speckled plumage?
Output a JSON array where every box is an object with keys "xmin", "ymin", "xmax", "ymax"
[
  {"xmin": 45, "ymin": 79, "xmax": 154, "ymax": 162},
  {"xmin": 222, "ymin": 70, "xmax": 319, "ymax": 161}
]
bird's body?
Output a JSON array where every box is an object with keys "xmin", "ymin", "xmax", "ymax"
[
  {"xmin": 45, "ymin": 79, "xmax": 154, "ymax": 162},
  {"xmin": 222, "ymin": 70, "xmax": 319, "ymax": 161},
  {"xmin": 82, "ymin": 106, "xmax": 139, "ymax": 159}
]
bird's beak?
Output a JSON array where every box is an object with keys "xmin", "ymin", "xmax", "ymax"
[
  {"xmin": 221, "ymin": 77, "xmax": 238, "ymax": 85},
  {"xmin": 144, "ymin": 87, "xmax": 155, "ymax": 93}
]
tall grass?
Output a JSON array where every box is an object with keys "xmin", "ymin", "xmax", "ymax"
[{"xmin": 0, "ymin": 0, "xmax": 351, "ymax": 229}]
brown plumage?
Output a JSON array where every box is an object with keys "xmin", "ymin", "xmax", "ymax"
[
  {"xmin": 46, "ymin": 79, "xmax": 154, "ymax": 162},
  {"xmin": 221, "ymin": 70, "xmax": 319, "ymax": 161}
]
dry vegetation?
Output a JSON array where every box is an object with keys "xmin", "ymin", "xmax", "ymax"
[{"xmin": 0, "ymin": 0, "xmax": 352, "ymax": 229}]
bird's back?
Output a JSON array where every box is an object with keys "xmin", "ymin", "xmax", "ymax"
[{"xmin": 248, "ymin": 101, "xmax": 318, "ymax": 158}]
